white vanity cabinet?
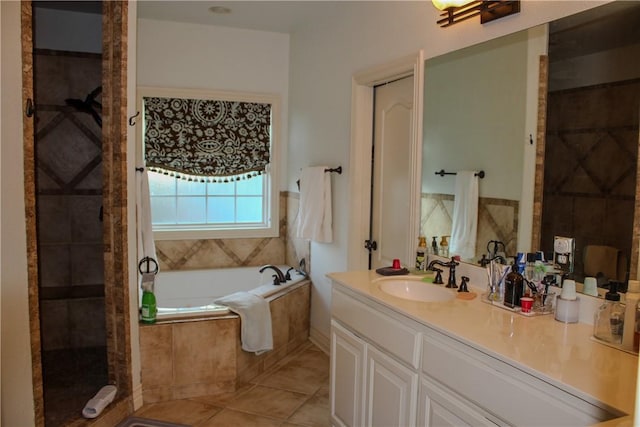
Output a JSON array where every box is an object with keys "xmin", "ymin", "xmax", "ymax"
[
  {"xmin": 330, "ymin": 282, "xmax": 620, "ymax": 427},
  {"xmin": 330, "ymin": 287, "xmax": 420, "ymax": 427},
  {"xmin": 418, "ymin": 377, "xmax": 499, "ymax": 427}
]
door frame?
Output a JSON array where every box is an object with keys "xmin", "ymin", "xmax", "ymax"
[{"xmin": 347, "ymin": 52, "xmax": 424, "ymax": 270}]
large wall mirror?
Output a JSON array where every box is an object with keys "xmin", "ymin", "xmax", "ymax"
[{"xmin": 421, "ymin": 1, "xmax": 640, "ymax": 293}]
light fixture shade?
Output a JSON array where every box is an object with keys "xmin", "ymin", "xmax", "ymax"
[{"xmin": 432, "ymin": 0, "xmax": 473, "ymax": 11}]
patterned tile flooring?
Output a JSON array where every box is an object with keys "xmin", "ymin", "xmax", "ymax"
[{"xmin": 133, "ymin": 342, "xmax": 330, "ymax": 427}]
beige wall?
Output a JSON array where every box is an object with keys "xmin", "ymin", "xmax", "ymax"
[{"xmin": 1, "ymin": 1, "xmax": 36, "ymax": 425}]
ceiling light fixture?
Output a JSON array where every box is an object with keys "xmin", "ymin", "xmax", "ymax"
[{"xmin": 433, "ymin": 0, "xmax": 521, "ymax": 28}]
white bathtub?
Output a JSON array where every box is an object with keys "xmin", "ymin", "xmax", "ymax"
[{"xmin": 153, "ymin": 265, "xmax": 307, "ymax": 320}]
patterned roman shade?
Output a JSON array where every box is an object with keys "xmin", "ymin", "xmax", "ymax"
[{"xmin": 143, "ymin": 96, "xmax": 271, "ymax": 181}]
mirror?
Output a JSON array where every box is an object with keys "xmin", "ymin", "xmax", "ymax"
[
  {"xmin": 421, "ymin": 28, "xmax": 534, "ymax": 264},
  {"xmin": 534, "ymin": 1, "xmax": 640, "ymax": 289},
  {"xmin": 421, "ymin": 1, "xmax": 640, "ymax": 293}
]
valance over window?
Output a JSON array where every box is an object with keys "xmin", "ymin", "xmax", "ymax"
[{"xmin": 143, "ymin": 96, "xmax": 271, "ymax": 181}]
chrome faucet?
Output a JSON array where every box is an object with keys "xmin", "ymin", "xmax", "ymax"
[
  {"xmin": 427, "ymin": 257, "xmax": 460, "ymax": 288},
  {"xmin": 259, "ymin": 265, "xmax": 286, "ymax": 286}
]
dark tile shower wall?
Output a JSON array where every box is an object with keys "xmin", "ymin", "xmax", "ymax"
[
  {"xmin": 34, "ymin": 50, "xmax": 105, "ymax": 351},
  {"xmin": 542, "ymin": 80, "xmax": 640, "ymax": 278}
]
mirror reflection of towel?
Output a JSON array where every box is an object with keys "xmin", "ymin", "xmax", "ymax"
[
  {"xmin": 296, "ymin": 166, "xmax": 333, "ymax": 243},
  {"xmin": 449, "ymin": 171, "xmax": 478, "ymax": 260}
]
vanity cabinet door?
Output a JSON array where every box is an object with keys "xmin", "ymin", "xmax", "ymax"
[
  {"xmin": 331, "ymin": 320, "xmax": 366, "ymax": 427},
  {"xmin": 365, "ymin": 345, "xmax": 418, "ymax": 427},
  {"xmin": 418, "ymin": 377, "xmax": 500, "ymax": 427}
]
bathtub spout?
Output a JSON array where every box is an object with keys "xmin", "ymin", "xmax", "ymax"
[{"xmin": 259, "ymin": 265, "xmax": 286, "ymax": 286}]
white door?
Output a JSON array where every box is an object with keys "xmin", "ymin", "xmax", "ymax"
[{"xmin": 370, "ymin": 76, "xmax": 414, "ymax": 270}]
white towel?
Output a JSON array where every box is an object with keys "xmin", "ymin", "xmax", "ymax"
[
  {"xmin": 296, "ymin": 166, "xmax": 333, "ymax": 243},
  {"xmin": 214, "ymin": 291, "xmax": 273, "ymax": 355},
  {"xmin": 449, "ymin": 171, "xmax": 479, "ymax": 260},
  {"xmin": 136, "ymin": 169, "xmax": 157, "ymax": 265}
]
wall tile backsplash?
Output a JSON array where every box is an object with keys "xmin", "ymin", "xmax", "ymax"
[
  {"xmin": 421, "ymin": 193, "xmax": 519, "ymax": 260},
  {"xmin": 156, "ymin": 192, "xmax": 310, "ymax": 272}
]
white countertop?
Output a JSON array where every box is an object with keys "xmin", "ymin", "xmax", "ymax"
[{"xmin": 328, "ymin": 270, "xmax": 638, "ymax": 423}]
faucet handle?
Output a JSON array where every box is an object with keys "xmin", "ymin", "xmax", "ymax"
[
  {"xmin": 432, "ymin": 268, "xmax": 444, "ymax": 285},
  {"xmin": 458, "ymin": 276, "xmax": 470, "ymax": 292},
  {"xmin": 285, "ymin": 267, "xmax": 294, "ymax": 281}
]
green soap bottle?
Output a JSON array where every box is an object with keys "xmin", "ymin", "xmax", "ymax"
[{"xmin": 141, "ymin": 284, "xmax": 157, "ymax": 324}]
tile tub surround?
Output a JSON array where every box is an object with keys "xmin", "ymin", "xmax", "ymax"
[
  {"xmin": 139, "ymin": 282, "xmax": 311, "ymax": 404},
  {"xmin": 421, "ymin": 193, "xmax": 519, "ymax": 260},
  {"xmin": 155, "ymin": 192, "xmax": 310, "ymax": 272},
  {"xmin": 133, "ymin": 342, "xmax": 329, "ymax": 427}
]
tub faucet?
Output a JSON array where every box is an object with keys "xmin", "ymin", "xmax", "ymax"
[
  {"xmin": 427, "ymin": 258, "xmax": 459, "ymax": 288},
  {"xmin": 259, "ymin": 265, "xmax": 286, "ymax": 286}
]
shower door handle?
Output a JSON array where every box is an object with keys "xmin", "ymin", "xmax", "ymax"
[{"xmin": 25, "ymin": 98, "xmax": 34, "ymax": 117}]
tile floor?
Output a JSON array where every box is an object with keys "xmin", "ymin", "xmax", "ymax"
[{"xmin": 133, "ymin": 341, "xmax": 330, "ymax": 427}]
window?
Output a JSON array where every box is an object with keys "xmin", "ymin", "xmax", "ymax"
[{"xmin": 138, "ymin": 87, "xmax": 280, "ymax": 240}]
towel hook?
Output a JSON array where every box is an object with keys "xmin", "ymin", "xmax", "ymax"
[{"xmin": 129, "ymin": 111, "xmax": 140, "ymax": 126}]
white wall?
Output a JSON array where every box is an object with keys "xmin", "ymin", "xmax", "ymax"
[
  {"xmin": 33, "ymin": 7, "xmax": 102, "ymax": 53},
  {"xmin": 1, "ymin": 1, "xmax": 36, "ymax": 425},
  {"xmin": 287, "ymin": 0, "xmax": 612, "ymax": 342},
  {"xmin": 136, "ymin": 18, "xmax": 290, "ymax": 189}
]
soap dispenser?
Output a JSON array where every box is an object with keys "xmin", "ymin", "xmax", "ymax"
[
  {"xmin": 594, "ymin": 281, "xmax": 625, "ymax": 344},
  {"xmin": 622, "ymin": 280, "xmax": 640, "ymax": 352}
]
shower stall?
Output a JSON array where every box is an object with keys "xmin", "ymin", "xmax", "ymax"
[{"xmin": 33, "ymin": 3, "xmax": 107, "ymax": 425}]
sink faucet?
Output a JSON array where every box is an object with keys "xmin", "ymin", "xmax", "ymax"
[
  {"xmin": 427, "ymin": 257, "xmax": 459, "ymax": 288},
  {"xmin": 259, "ymin": 265, "xmax": 286, "ymax": 286}
]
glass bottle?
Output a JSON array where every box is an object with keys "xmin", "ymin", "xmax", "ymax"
[
  {"xmin": 594, "ymin": 281, "xmax": 625, "ymax": 344},
  {"xmin": 416, "ymin": 236, "xmax": 427, "ymax": 270},
  {"xmin": 503, "ymin": 264, "xmax": 524, "ymax": 308},
  {"xmin": 440, "ymin": 236, "xmax": 449, "ymax": 257}
]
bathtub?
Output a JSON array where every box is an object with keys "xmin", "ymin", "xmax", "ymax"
[
  {"xmin": 139, "ymin": 266, "xmax": 312, "ymax": 402},
  {"xmin": 153, "ymin": 265, "xmax": 307, "ymax": 320}
]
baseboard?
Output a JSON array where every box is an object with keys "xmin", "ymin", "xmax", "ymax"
[
  {"xmin": 132, "ymin": 382, "xmax": 144, "ymax": 411},
  {"xmin": 309, "ymin": 326, "xmax": 330, "ymax": 355}
]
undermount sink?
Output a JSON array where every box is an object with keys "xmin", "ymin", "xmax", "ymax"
[{"xmin": 375, "ymin": 277, "xmax": 455, "ymax": 302}]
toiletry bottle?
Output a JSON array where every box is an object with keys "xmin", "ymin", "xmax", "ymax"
[
  {"xmin": 416, "ymin": 236, "xmax": 427, "ymax": 270},
  {"xmin": 525, "ymin": 253, "xmax": 536, "ymax": 281},
  {"xmin": 623, "ymin": 280, "xmax": 640, "ymax": 352},
  {"xmin": 440, "ymin": 236, "xmax": 449, "ymax": 257},
  {"xmin": 503, "ymin": 264, "xmax": 524, "ymax": 308},
  {"xmin": 431, "ymin": 236, "xmax": 439, "ymax": 256},
  {"xmin": 594, "ymin": 281, "xmax": 625, "ymax": 344},
  {"xmin": 141, "ymin": 282, "xmax": 157, "ymax": 324}
]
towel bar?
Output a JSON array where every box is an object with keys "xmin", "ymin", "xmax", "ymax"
[{"xmin": 435, "ymin": 169, "xmax": 485, "ymax": 179}]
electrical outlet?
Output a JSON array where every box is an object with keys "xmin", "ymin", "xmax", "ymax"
[{"xmin": 553, "ymin": 236, "xmax": 574, "ymax": 273}]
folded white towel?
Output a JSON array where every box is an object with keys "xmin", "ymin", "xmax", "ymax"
[
  {"xmin": 449, "ymin": 171, "xmax": 479, "ymax": 260},
  {"xmin": 296, "ymin": 166, "xmax": 333, "ymax": 243},
  {"xmin": 82, "ymin": 385, "xmax": 117, "ymax": 419},
  {"xmin": 214, "ymin": 291, "xmax": 273, "ymax": 355}
]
